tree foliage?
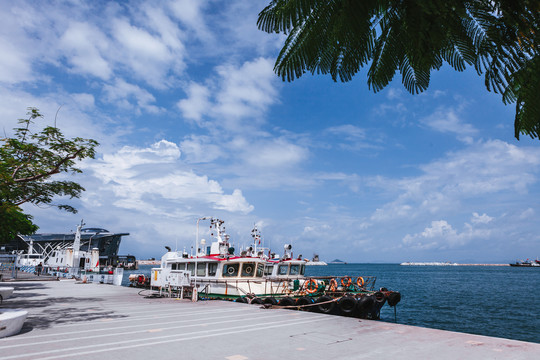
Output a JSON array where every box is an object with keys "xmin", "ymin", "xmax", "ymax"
[
  {"xmin": 257, "ymin": 0, "xmax": 539, "ymax": 139},
  {"xmin": 0, "ymin": 107, "xmax": 98, "ymax": 244},
  {"xmin": 0, "ymin": 204, "xmax": 38, "ymax": 244}
]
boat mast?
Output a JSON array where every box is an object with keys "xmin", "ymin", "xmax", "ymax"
[
  {"xmin": 72, "ymin": 220, "xmax": 85, "ymax": 268},
  {"xmin": 196, "ymin": 217, "xmax": 210, "ymax": 257}
]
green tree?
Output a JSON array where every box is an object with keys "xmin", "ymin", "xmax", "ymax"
[
  {"xmin": 0, "ymin": 107, "xmax": 98, "ymax": 244},
  {"xmin": 257, "ymin": 0, "xmax": 539, "ymax": 139},
  {"xmin": 0, "ymin": 203, "xmax": 38, "ymax": 245}
]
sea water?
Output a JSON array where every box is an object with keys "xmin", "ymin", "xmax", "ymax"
[{"xmin": 124, "ymin": 263, "xmax": 540, "ymax": 344}]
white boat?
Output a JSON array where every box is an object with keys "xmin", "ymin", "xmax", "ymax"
[
  {"xmin": 46, "ymin": 221, "xmax": 123, "ymax": 285},
  {"xmin": 15, "ymin": 240, "xmax": 45, "ymax": 270},
  {"xmin": 46, "ymin": 221, "xmax": 99, "ymax": 273},
  {"xmin": 304, "ymin": 254, "xmax": 327, "ymax": 266},
  {"xmin": 151, "ymin": 218, "xmax": 301, "ymax": 299},
  {"xmin": 148, "ymin": 218, "xmax": 401, "ymax": 319}
]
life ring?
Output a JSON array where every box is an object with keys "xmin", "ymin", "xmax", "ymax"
[
  {"xmin": 341, "ymin": 277, "xmax": 352, "ymax": 287},
  {"xmin": 305, "ymin": 279, "xmax": 318, "ymax": 294},
  {"xmin": 137, "ymin": 274, "xmax": 146, "ymax": 284},
  {"xmin": 244, "ymin": 265, "xmax": 253, "ymax": 274},
  {"xmin": 329, "ymin": 278, "xmax": 338, "ymax": 292},
  {"xmin": 356, "ymin": 276, "xmax": 365, "ymax": 287},
  {"xmin": 227, "ymin": 266, "xmax": 236, "ymax": 274}
]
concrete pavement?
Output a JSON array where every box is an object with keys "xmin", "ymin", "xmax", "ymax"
[{"xmin": 0, "ymin": 280, "xmax": 538, "ymax": 359}]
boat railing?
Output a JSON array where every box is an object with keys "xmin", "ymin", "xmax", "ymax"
[{"xmin": 165, "ymin": 275, "xmax": 378, "ymax": 299}]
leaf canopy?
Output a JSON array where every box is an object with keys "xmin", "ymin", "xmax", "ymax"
[
  {"xmin": 0, "ymin": 108, "xmax": 99, "ymax": 243},
  {"xmin": 258, "ymin": 0, "xmax": 540, "ymax": 139}
]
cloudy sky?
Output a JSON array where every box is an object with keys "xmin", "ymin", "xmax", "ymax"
[{"xmin": 1, "ymin": 1, "xmax": 538, "ymax": 263}]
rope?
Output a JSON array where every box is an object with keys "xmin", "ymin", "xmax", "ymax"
[{"xmin": 263, "ymin": 296, "xmax": 339, "ymax": 310}]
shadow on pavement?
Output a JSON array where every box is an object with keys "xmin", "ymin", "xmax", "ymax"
[{"xmin": 1, "ymin": 282, "xmax": 129, "ymax": 333}]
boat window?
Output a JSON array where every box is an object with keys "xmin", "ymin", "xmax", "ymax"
[
  {"xmin": 172, "ymin": 263, "xmax": 177, "ymax": 270},
  {"xmin": 290, "ymin": 264, "xmax": 299, "ymax": 275},
  {"xmin": 223, "ymin": 263, "xmax": 239, "ymax": 277},
  {"xmin": 264, "ymin": 265, "xmax": 274, "ymax": 276},
  {"xmin": 187, "ymin": 262, "xmax": 195, "ymax": 276},
  {"xmin": 208, "ymin": 263, "xmax": 217, "ymax": 276},
  {"xmin": 256, "ymin": 263, "xmax": 264, "ymax": 277},
  {"xmin": 197, "ymin": 262, "xmax": 206, "ymax": 276},
  {"xmin": 278, "ymin": 264, "xmax": 288, "ymax": 275},
  {"xmin": 300, "ymin": 264, "xmax": 305, "ymax": 275},
  {"xmin": 241, "ymin": 263, "xmax": 255, "ymax": 277}
]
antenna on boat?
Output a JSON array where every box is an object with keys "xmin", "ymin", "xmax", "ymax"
[{"xmin": 196, "ymin": 217, "xmax": 210, "ymax": 257}]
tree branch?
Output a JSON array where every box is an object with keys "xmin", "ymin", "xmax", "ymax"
[{"xmin": 13, "ymin": 147, "xmax": 85, "ymax": 184}]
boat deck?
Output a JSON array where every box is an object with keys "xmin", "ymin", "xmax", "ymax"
[{"xmin": 0, "ymin": 280, "xmax": 538, "ymax": 359}]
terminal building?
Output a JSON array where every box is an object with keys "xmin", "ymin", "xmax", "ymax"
[{"xmin": 2, "ymin": 228, "xmax": 132, "ymax": 267}]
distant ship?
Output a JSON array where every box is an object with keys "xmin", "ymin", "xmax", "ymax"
[
  {"xmin": 304, "ymin": 254, "xmax": 327, "ymax": 266},
  {"xmin": 509, "ymin": 259, "xmax": 540, "ymax": 267}
]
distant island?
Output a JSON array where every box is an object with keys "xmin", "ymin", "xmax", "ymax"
[{"xmin": 328, "ymin": 259, "xmax": 347, "ymax": 264}]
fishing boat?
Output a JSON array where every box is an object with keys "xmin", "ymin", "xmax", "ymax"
[
  {"xmin": 147, "ymin": 218, "xmax": 401, "ymax": 320},
  {"xmin": 509, "ymin": 259, "xmax": 540, "ymax": 267}
]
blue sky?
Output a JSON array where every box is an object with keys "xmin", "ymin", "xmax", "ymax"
[{"xmin": 1, "ymin": 1, "xmax": 539, "ymax": 263}]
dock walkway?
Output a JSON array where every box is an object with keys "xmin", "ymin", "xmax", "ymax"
[{"xmin": 0, "ymin": 280, "xmax": 538, "ymax": 359}]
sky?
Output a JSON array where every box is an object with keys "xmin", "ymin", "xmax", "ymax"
[{"xmin": 1, "ymin": 0, "xmax": 539, "ymax": 263}]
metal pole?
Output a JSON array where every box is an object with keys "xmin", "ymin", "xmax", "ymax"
[{"xmin": 194, "ymin": 217, "xmax": 209, "ymax": 296}]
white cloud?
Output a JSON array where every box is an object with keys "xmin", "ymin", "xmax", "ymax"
[
  {"xmin": 168, "ymin": 0, "xmax": 212, "ymax": 43},
  {"xmin": 60, "ymin": 22, "xmax": 112, "ymax": 80},
  {"xmin": 214, "ymin": 57, "xmax": 278, "ymax": 123},
  {"xmin": 180, "ymin": 135, "xmax": 222, "ymax": 163},
  {"xmin": 402, "ymin": 219, "xmax": 491, "ymax": 250},
  {"xmin": 112, "ymin": 18, "xmax": 185, "ymax": 88},
  {"xmin": 102, "ymin": 79, "xmax": 161, "ymax": 114},
  {"xmin": 240, "ymin": 137, "xmax": 308, "ymax": 169},
  {"xmin": 323, "ymin": 124, "xmax": 382, "ymax": 151},
  {"xmin": 177, "ymin": 82, "xmax": 211, "ymax": 123},
  {"xmin": 420, "ymin": 107, "xmax": 477, "ymax": 139},
  {"xmin": 326, "ymin": 125, "xmax": 366, "ymax": 140},
  {"xmin": 519, "ymin": 208, "xmax": 535, "ymax": 219},
  {"xmin": 71, "ymin": 93, "xmax": 95, "ymax": 110},
  {"xmin": 0, "ymin": 37, "xmax": 34, "ymax": 83},
  {"xmin": 369, "ymin": 140, "xmax": 540, "ymax": 223},
  {"xmin": 471, "ymin": 212, "xmax": 493, "ymax": 224},
  {"xmin": 178, "ymin": 57, "xmax": 278, "ymax": 132},
  {"xmin": 87, "ymin": 140, "xmax": 254, "ymax": 215}
]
